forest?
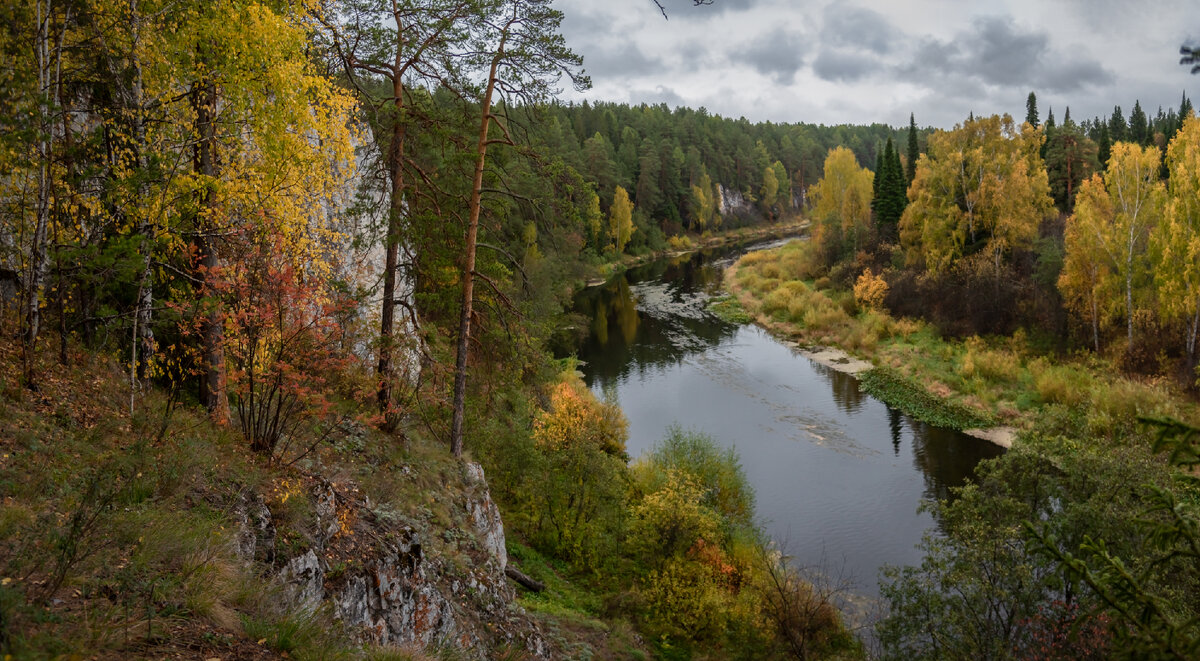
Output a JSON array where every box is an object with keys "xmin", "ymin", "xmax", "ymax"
[{"xmin": 2, "ymin": 0, "xmax": 1200, "ymax": 659}]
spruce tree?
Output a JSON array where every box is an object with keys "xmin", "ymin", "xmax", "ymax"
[
  {"xmin": 873, "ymin": 137, "xmax": 907, "ymax": 231},
  {"xmin": 1181, "ymin": 92, "xmax": 1194, "ymax": 120},
  {"xmin": 906, "ymin": 113, "xmax": 919, "ymax": 184},
  {"xmin": 886, "ymin": 137, "xmax": 908, "ymax": 222},
  {"xmin": 1129, "ymin": 100, "xmax": 1148, "ymax": 145},
  {"xmin": 1109, "ymin": 105, "xmax": 1127, "ymax": 142},
  {"xmin": 1098, "ymin": 124, "xmax": 1111, "ymax": 169},
  {"xmin": 872, "ymin": 147, "xmax": 884, "ymax": 214},
  {"xmin": 1025, "ymin": 92, "xmax": 1039, "ymax": 128}
]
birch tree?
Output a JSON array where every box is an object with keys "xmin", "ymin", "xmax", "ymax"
[{"xmin": 1155, "ymin": 114, "xmax": 1200, "ymax": 365}]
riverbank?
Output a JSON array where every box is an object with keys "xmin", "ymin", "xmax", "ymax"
[
  {"xmin": 584, "ymin": 218, "xmax": 809, "ymax": 287},
  {"xmin": 724, "ymin": 240, "xmax": 1200, "ymax": 449}
]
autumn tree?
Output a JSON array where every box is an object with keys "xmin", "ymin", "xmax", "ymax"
[
  {"xmin": 17, "ymin": 0, "xmax": 69, "ymax": 389},
  {"xmin": 759, "ymin": 162, "xmax": 779, "ymax": 218},
  {"xmin": 1059, "ymin": 176, "xmax": 1115, "ymax": 352},
  {"xmin": 691, "ymin": 169, "xmax": 716, "ymax": 230},
  {"xmin": 449, "ymin": 0, "xmax": 588, "ymax": 457},
  {"xmin": 1059, "ymin": 143, "xmax": 1164, "ymax": 349},
  {"xmin": 1155, "ymin": 114, "xmax": 1200, "ymax": 365},
  {"xmin": 900, "ymin": 114, "xmax": 1053, "ymax": 282},
  {"xmin": 809, "ymin": 146, "xmax": 873, "ymax": 254},
  {"xmin": 610, "ymin": 185, "xmax": 635, "ymax": 252}
]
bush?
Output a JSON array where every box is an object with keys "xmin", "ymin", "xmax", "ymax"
[
  {"xmin": 960, "ymin": 337, "xmax": 1023, "ymax": 383},
  {"xmin": 853, "ymin": 268, "xmax": 889, "ymax": 310},
  {"xmin": 1032, "ymin": 360, "xmax": 1093, "ymax": 406}
]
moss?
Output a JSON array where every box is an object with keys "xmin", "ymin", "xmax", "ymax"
[{"xmin": 858, "ymin": 367, "xmax": 996, "ymax": 431}]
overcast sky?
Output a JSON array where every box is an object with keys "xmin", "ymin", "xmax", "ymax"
[{"xmin": 554, "ymin": 0, "xmax": 1200, "ymax": 129}]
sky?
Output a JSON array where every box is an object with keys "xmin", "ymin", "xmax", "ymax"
[{"xmin": 554, "ymin": 0, "xmax": 1200, "ymax": 129}]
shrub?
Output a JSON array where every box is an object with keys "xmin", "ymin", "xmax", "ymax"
[
  {"xmin": 960, "ymin": 337, "xmax": 1023, "ymax": 383},
  {"xmin": 853, "ymin": 268, "xmax": 889, "ymax": 310},
  {"xmin": 1031, "ymin": 361, "xmax": 1093, "ymax": 406}
]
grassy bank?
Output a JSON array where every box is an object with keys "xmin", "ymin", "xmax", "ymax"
[{"xmin": 726, "ymin": 240, "xmax": 1200, "ymax": 437}]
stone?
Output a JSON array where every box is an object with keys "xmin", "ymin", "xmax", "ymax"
[
  {"xmin": 278, "ymin": 549, "xmax": 324, "ymax": 613},
  {"xmin": 463, "ymin": 462, "xmax": 506, "ymax": 572},
  {"xmin": 234, "ymin": 490, "xmax": 275, "ymax": 567}
]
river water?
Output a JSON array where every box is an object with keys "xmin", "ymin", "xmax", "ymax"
[{"xmin": 567, "ymin": 238, "xmax": 1004, "ymax": 597}]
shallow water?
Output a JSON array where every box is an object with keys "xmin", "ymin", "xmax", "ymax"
[{"xmin": 568, "ymin": 239, "xmax": 1004, "ymax": 595}]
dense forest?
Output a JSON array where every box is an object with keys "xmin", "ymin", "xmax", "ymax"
[{"xmin": 3, "ymin": 0, "xmax": 1200, "ymax": 659}]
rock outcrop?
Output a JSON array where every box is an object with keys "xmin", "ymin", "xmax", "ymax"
[{"xmin": 235, "ymin": 462, "xmax": 546, "ymax": 658}]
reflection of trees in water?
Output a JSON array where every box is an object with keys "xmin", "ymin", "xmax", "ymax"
[
  {"xmin": 816, "ymin": 364, "xmax": 866, "ymax": 415},
  {"xmin": 888, "ymin": 407, "xmax": 903, "ymax": 457},
  {"xmin": 909, "ymin": 418, "xmax": 1005, "ymax": 506},
  {"xmin": 572, "ymin": 247, "xmax": 743, "ymax": 388}
]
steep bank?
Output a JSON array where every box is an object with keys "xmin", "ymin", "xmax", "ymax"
[{"xmin": 0, "ymin": 341, "xmax": 589, "ymax": 660}]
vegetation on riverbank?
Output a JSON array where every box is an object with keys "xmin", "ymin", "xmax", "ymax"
[
  {"xmin": 727, "ymin": 240, "xmax": 1200, "ymax": 437},
  {"xmin": 726, "ymin": 115, "xmax": 1200, "ymax": 657}
]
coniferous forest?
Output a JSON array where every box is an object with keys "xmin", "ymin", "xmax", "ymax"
[{"xmin": 2, "ymin": 0, "xmax": 1200, "ymax": 659}]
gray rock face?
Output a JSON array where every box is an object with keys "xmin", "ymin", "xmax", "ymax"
[
  {"xmin": 235, "ymin": 490, "xmax": 275, "ymax": 567},
  {"xmin": 463, "ymin": 462, "xmax": 507, "ymax": 572},
  {"xmin": 246, "ymin": 465, "xmax": 545, "ymax": 658},
  {"xmin": 716, "ymin": 183, "xmax": 753, "ymax": 217},
  {"xmin": 279, "ymin": 549, "xmax": 324, "ymax": 613}
]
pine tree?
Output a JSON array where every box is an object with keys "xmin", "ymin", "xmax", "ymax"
[
  {"xmin": 906, "ymin": 113, "xmax": 920, "ymax": 185},
  {"xmin": 1026, "ymin": 92, "xmax": 1040, "ymax": 128}
]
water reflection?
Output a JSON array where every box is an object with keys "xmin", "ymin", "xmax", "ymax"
[
  {"xmin": 910, "ymin": 419, "xmax": 1005, "ymax": 503},
  {"xmin": 575, "ymin": 248, "xmax": 741, "ymax": 388},
  {"xmin": 564, "ymin": 237, "xmax": 1004, "ymax": 594}
]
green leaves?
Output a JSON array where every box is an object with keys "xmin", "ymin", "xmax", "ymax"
[{"xmin": 858, "ymin": 367, "xmax": 995, "ymax": 431}]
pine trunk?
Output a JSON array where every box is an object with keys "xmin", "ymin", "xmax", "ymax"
[
  {"xmin": 450, "ymin": 42, "xmax": 505, "ymax": 458},
  {"xmin": 376, "ymin": 47, "xmax": 408, "ymax": 431}
]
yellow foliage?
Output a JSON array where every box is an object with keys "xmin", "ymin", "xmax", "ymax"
[
  {"xmin": 809, "ymin": 147, "xmax": 874, "ymax": 249},
  {"xmin": 853, "ymin": 268, "xmax": 889, "ymax": 310},
  {"xmin": 959, "ymin": 337, "xmax": 1022, "ymax": 383},
  {"xmin": 532, "ymin": 373, "xmax": 627, "ymax": 456},
  {"xmin": 901, "ymin": 114, "xmax": 1053, "ymax": 274}
]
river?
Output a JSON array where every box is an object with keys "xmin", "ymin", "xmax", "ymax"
[{"xmin": 565, "ymin": 237, "xmax": 1004, "ymax": 601}]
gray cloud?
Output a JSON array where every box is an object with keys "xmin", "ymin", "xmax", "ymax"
[
  {"xmin": 734, "ymin": 28, "xmax": 808, "ymax": 84},
  {"xmin": 967, "ymin": 16, "xmax": 1048, "ymax": 86},
  {"xmin": 812, "ymin": 48, "xmax": 875, "ymax": 82},
  {"xmin": 822, "ymin": 4, "xmax": 896, "ymax": 55},
  {"xmin": 580, "ymin": 43, "xmax": 664, "ymax": 79},
  {"xmin": 630, "ymin": 85, "xmax": 687, "ymax": 108},
  {"xmin": 891, "ymin": 16, "xmax": 1112, "ymax": 97}
]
